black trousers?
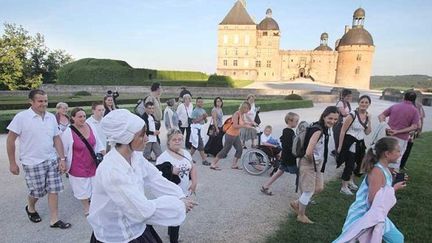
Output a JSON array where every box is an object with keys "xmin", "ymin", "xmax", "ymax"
[
  {"xmin": 180, "ymin": 127, "xmax": 192, "ymax": 149},
  {"xmin": 400, "ymin": 140, "xmax": 414, "ymax": 169},
  {"xmin": 168, "ymin": 226, "xmax": 180, "ymax": 243},
  {"xmin": 90, "ymin": 225, "xmax": 162, "ymax": 243},
  {"xmin": 341, "ymin": 152, "xmax": 356, "ymax": 181}
]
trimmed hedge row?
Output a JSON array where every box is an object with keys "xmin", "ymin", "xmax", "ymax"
[
  {"xmin": 57, "ymin": 58, "xmax": 209, "ymax": 85},
  {"xmin": 0, "ymin": 99, "xmax": 313, "ymax": 133},
  {"xmin": 207, "ymin": 75, "xmax": 253, "ymax": 88}
]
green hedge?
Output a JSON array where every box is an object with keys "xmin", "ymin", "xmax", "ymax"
[
  {"xmin": 207, "ymin": 75, "xmax": 253, "ymax": 88},
  {"xmin": 57, "ymin": 58, "xmax": 208, "ymax": 85}
]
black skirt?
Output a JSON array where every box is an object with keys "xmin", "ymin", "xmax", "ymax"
[
  {"xmin": 90, "ymin": 225, "xmax": 162, "ymax": 243},
  {"xmin": 204, "ymin": 126, "xmax": 224, "ymax": 157}
]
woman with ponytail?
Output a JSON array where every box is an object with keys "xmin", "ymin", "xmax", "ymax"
[{"xmin": 334, "ymin": 137, "xmax": 406, "ymax": 243}]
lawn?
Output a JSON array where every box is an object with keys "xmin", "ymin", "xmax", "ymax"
[{"xmin": 266, "ymin": 133, "xmax": 432, "ymax": 242}]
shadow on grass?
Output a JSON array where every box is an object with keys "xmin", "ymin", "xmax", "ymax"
[{"xmin": 266, "ymin": 133, "xmax": 432, "ymax": 243}]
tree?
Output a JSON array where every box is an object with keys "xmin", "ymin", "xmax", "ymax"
[{"xmin": 0, "ymin": 23, "xmax": 72, "ymax": 90}]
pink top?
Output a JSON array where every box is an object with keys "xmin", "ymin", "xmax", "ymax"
[
  {"xmin": 382, "ymin": 101, "xmax": 420, "ymax": 140},
  {"xmin": 69, "ymin": 127, "xmax": 97, "ymax": 177}
]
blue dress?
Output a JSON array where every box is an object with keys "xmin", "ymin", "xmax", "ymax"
[{"xmin": 334, "ymin": 163, "xmax": 404, "ymax": 243}]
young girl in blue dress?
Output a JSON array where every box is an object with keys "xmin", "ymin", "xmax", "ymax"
[{"xmin": 334, "ymin": 137, "xmax": 407, "ymax": 242}]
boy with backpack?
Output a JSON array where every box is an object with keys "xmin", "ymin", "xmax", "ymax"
[{"xmin": 261, "ymin": 112, "xmax": 299, "ymax": 196}]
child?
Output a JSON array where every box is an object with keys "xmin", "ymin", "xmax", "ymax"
[
  {"xmin": 164, "ymin": 98, "xmax": 180, "ymax": 130},
  {"xmin": 260, "ymin": 125, "xmax": 282, "ymax": 157},
  {"xmin": 142, "ymin": 101, "xmax": 162, "ymax": 162},
  {"xmin": 190, "ymin": 97, "xmax": 210, "ymax": 165},
  {"xmin": 333, "ymin": 137, "xmax": 406, "ymax": 242},
  {"xmin": 261, "ymin": 113, "xmax": 299, "ymax": 196}
]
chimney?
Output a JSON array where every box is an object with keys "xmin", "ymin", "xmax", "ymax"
[{"xmin": 344, "ymin": 25, "xmax": 350, "ymax": 34}]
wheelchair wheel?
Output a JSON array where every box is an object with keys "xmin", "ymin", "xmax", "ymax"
[{"xmin": 242, "ymin": 148, "xmax": 271, "ymax": 175}]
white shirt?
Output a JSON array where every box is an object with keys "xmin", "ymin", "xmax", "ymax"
[
  {"xmin": 176, "ymin": 103, "xmax": 193, "ymax": 128},
  {"xmin": 245, "ymin": 103, "xmax": 257, "ymax": 122},
  {"xmin": 7, "ymin": 108, "xmax": 60, "ymax": 165},
  {"xmin": 336, "ymin": 101, "xmax": 351, "ymax": 122},
  {"xmin": 346, "ymin": 111, "xmax": 368, "ymax": 152},
  {"xmin": 87, "ymin": 150, "xmax": 186, "ymax": 243},
  {"xmin": 86, "ymin": 116, "xmax": 107, "ymax": 148},
  {"xmin": 147, "ymin": 115, "xmax": 157, "ymax": 143},
  {"xmin": 156, "ymin": 150, "xmax": 192, "ymax": 194},
  {"xmin": 313, "ymin": 131, "xmax": 326, "ymax": 162}
]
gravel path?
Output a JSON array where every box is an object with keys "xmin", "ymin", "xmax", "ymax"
[{"xmin": 1, "ymin": 94, "xmax": 430, "ymax": 243}]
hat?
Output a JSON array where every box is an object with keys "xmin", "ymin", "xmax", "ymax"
[{"xmin": 101, "ymin": 109, "xmax": 145, "ymax": 144}]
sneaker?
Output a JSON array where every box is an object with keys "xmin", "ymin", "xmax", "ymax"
[
  {"xmin": 340, "ymin": 187, "xmax": 354, "ymax": 195},
  {"xmin": 348, "ymin": 181, "xmax": 358, "ymax": 191},
  {"xmin": 202, "ymin": 160, "xmax": 211, "ymax": 166}
]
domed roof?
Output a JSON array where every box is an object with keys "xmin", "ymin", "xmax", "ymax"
[
  {"xmin": 314, "ymin": 44, "xmax": 333, "ymax": 51},
  {"xmin": 320, "ymin": 32, "xmax": 329, "ymax": 40},
  {"xmin": 257, "ymin": 8, "xmax": 280, "ymax": 30},
  {"xmin": 353, "ymin": 8, "xmax": 365, "ymax": 18},
  {"xmin": 338, "ymin": 28, "xmax": 373, "ymax": 46}
]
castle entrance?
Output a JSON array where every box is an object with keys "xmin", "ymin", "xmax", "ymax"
[{"xmin": 299, "ymin": 68, "xmax": 305, "ymax": 78}]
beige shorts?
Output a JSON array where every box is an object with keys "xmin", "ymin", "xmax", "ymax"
[{"xmin": 299, "ymin": 158, "xmax": 324, "ymax": 194}]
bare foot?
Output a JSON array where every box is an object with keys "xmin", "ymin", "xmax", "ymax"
[
  {"xmin": 297, "ymin": 215, "xmax": 314, "ymax": 224},
  {"xmin": 290, "ymin": 201, "xmax": 299, "ymax": 215}
]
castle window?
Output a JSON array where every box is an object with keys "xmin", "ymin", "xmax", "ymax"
[
  {"xmin": 263, "ymin": 32, "xmax": 268, "ymax": 36},
  {"xmin": 272, "ymin": 72, "xmax": 274, "ymax": 76},
  {"xmin": 246, "ymin": 72, "xmax": 249, "ymax": 75},
  {"xmin": 245, "ymin": 35, "xmax": 250, "ymax": 45},
  {"xmin": 235, "ymin": 48, "xmax": 238, "ymax": 55},
  {"xmin": 291, "ymin": 59, "xmax": 294, "ymax": 62},
  {"xmin": 357, "ymin": 54, "xmax": 362, "ymax": 61},
  {"xmin": 244, "ymin": 60, "xmax": 249, "ymax": 67},
  {"xmin": 233, "ymin": 60, "xmax": 238, "ymax": 66},
  {"xmin": 256, "ymin": 61, "xmax": 261, "ymax": 67},
  {"xmin": 225, "ymin": 49, "xmax": 228, "ymax": 55},
  {"xmin": 257, "ymin": 41, "xmax": 261, "ymax": 46},
  {"xmin": 355, "ymin": 66, "xmax": 360, "ymax": 75},
  {"xmin": 264, "ymin": 72, "xmax": 267, "ymax": 76},
  {"xmin": 223, "ymin": 60, "xmax": 227, "ymax": 66},
  {"xmin": 234, "ymin": 35, "xmax": 239, "ymax": 44},
  {"xmin": 245, "ymin": 50, "xmax": 249, "ymax": 56},
  {"xmin": 223, "ymin": 35, "xmax": 228, "ymax": 44},
  {"xmin": 233, "ymin": 71, "xmax": 236, "ymax": 75},
  {"xmin": 266, "ymin": 60, "xmax": 271, "ymax": 68}
]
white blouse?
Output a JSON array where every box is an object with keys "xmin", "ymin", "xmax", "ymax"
[
  {"xmin": 87, "ymin": 149, "xmax": 186, "ymax": 243},
  {"xmin": 156, "ymin": 150, "xmax": 192, "ymax": 194},
  {"xmin": 176, "ymin": 103, "xmax": 193, "ymax": 128}
]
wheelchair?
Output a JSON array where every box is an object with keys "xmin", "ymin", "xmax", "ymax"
[{"xmin": 241, "ymin": 131, "xmax": 280, "ymax": 176}]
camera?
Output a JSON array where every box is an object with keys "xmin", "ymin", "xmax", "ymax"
[
  {"xmin": 106, "ymin": 90, "xmax": 120, "ymax": 98},
  {"xmin": 392, "ymin": 172, "xmax": 405, "ymax": 186}
]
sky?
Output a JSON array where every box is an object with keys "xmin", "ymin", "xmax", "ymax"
[{"xmin": 1, "ymin": 0, "xmax": 431, "ymax": 76}]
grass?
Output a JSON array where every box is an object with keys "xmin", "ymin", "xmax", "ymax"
[{"xmin": 266, "ymin": 132, "xmax": 432, "ymax": 242}]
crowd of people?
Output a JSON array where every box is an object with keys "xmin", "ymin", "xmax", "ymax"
[{"xmin": 5, "ymin": 85, "xmax": 424, "ymax": 242}]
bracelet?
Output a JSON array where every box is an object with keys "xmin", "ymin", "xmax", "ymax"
[{"xmin": 59, "ymin": 158, "xmax": 66, "ymax": 161}]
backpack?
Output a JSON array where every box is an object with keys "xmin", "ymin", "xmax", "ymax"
[
  {"xmin": 222, "ymin": 117, "xmax": 234, "ymax": 133},
  {"xmin": 134, "ymin": 96, "xmax": 148, "ymax": 117},
  {"xmin": 292, "ymin": 121, "xmax": 323, "ymax": 158}
]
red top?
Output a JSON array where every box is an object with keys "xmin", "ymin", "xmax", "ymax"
[{"xmin": 69, "ymin": 127, "xmax": 97, "ymax": 177}]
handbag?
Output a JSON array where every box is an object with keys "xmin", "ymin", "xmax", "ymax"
[
  {"xmin": 70, "ymin": 125, "xmax": 103, "ymax": 166},
  {"xmin": 254, "ymin": 112, "xmax": 261, "ymax": 125},
  {"xmin": 207, "ymin": 124, "xmax": 217, "ymax": 136}
]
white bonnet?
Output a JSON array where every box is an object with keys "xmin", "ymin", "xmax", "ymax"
[{"xmin": 101, "ymin": 109, "xmax": 145, "ymax": 144}]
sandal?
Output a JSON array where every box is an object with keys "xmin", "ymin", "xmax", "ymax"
[
  {"xmin": 260, "ymin": 186, "xmax": 273, "ymax": 196},
  {"xmin": 26, "ymin": 205, "xmax": 41, "ymax": 223},
  {"xmin": 210, "ymin": 166, "xmax": 221, "ymax": 171},
  {"xmin": 50, "ymin": 220, "xmax": 72, "ymax": 229},
  {"xmin": 231, "ymin": 166, "xmax": 242, "ymax": 170}
]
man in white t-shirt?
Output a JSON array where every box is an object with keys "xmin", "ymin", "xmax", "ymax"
[{"xmin": 6, "ymin": 89, "xmax": 71, "ymax": 229}]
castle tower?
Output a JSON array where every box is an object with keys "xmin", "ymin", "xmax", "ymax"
[
  {"xmin": 335, "ymin": 8, "xmax": 375, "ymax": 89},
  {"xmin": 311, "ymin": 33, "xmax": 338, "ymax": 83},
  {"xmin": 256, "ymin": 8, "xmax": 281, "ymax": 81},
  {"xmin": 217, "ymin": 0, "xmax": 257, "ymax": 80}
]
